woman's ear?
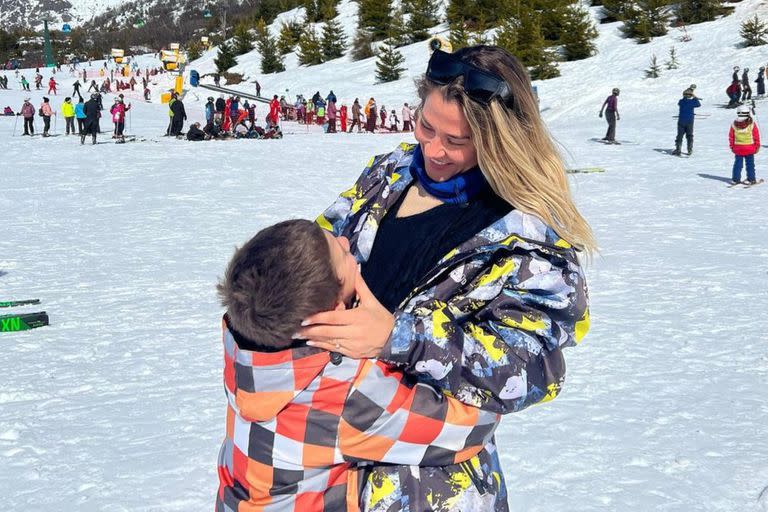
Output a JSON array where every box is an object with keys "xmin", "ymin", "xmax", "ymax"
[{"xmin": 334, "ymin": 301, "xmax": 346, "ymax": 311}]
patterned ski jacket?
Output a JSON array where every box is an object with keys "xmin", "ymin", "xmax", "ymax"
[
  {"xmin": 216, "ymin": 316, "xmax": 499, "ymax": 512},
  {"xmin": 317, "ymin": 143, "xmax": 590, "ymax": 511}
]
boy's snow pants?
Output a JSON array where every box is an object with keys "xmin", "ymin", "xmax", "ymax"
[
  {"xmin": 65, "ymin": 116, "xmax": 75, "ymax": 135},
  {"xmin": 732, "ymin": 154, "xmax": 756, "ymax": 182},
  {"xmin": 675, "ymin": 122, "xmax": 694, "ymax": 152}
]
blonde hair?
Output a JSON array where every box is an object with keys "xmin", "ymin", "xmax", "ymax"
[{"xmin": 417, "ymin": 46, "xmax": 597, "ymax": 254}]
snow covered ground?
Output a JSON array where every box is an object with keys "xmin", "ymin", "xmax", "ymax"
[{"xmin": 1, "ymin": 1, "xmax": 768, "ymax": 510}]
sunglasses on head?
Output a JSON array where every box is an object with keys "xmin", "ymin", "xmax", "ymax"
[{"xmin": 426, "ymin": 50, "xmax": 514, "ymax": 108}]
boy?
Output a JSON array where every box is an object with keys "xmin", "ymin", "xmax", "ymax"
[
  {"xmin": 216, "ymin": 220, "xmax": 498, "ymax": 512},
  {"xmin": 729, "ymin": 105, "xmax": 761, "ymax": 185}
]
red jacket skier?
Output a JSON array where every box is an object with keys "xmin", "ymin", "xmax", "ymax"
[
  {"xmin": 48, "ymin": 77, "xmax": 57, "ymax": 95},
  {"xmin": 729, "ymin": 105, "xmax": 761, "ymax": 184},
  {"xmin": 268, "ymin": 95, "xmax": 280, "ymax": 126},
  {"xmin": 339, "ymin": 104, "xmax": 347, "ymax": 133}
]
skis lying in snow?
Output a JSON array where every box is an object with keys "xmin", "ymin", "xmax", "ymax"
[
  {"xmin": 0, "ymin": 311, "xmax": 49, "ymax": 332},
  {"xmin": 0, "ymin": 299, "xmax": 40, "ymax": 308},
  {"xmin": 566, "ymin": 167, "xmax": 606, "ymax": 174}
]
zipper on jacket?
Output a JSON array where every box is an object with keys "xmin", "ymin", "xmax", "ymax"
[{"xmin": 459, "ymin": 461, "xmax": 488, "ymax": 495}]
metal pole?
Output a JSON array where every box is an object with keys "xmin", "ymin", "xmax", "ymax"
[{"xmin": 12, "ymin": 114, "xmax": 18, "ymax": 136}]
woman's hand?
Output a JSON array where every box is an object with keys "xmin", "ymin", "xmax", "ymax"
[{"xmin": 299, "ymin": 272, "xmax": 394, "ymax": 359}]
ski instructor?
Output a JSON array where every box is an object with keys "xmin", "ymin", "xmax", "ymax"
[{"xmin": 299, "ymin": 45, "xmax": 594, "ymax": 511}]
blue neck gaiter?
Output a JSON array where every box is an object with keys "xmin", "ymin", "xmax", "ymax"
[{"xmin": 409, "ymin": 144, "xmax": 487, "ymax": 205}]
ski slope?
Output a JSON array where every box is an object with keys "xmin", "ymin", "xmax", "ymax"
[{"xmin": 1, "ymin": 1, "xmax": 768, "ymax": 510}]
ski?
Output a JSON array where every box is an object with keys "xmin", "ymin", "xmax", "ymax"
[
  {"xmin": 567, "ymin": 167, "xmax": 606, "ymax": 174},
  {"xmin": 0, "ymin": 299, "xmax": 40, "ymax": 308},
  {"xmin": 743, "ymin": 178, "xmax": 765, "ymax": 188},
  {"xmin": 0, "ymin": 311, "xmax": 49, "ymax": 332}
]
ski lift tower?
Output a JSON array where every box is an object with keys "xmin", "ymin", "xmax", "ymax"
[{"xmin": 43, "ymin": 20, "xmax": 55, "ymax": 67}]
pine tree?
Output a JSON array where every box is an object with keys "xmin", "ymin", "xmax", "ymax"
[
  {"xmin": 256, "ymin": 19, "xmax": 286, "ymax": 73},
  {"xmin": 302, "ymin": 0, "xmax": 319, "ymax": 22},
  {"xmin": 446, "ymin": 0, "xmax": 476, "ymax": 28},
  {"xmin": 317, "ymin": 0, "xmax": 339, "ymax": 21},
  {"xmin": 665, "ymin": 46, "xmax": 679, "ymax": 69},
  {"xmin": 350, "ymin": 28, "xmax": 374, "ymax": 61},
  {"xmin": 403, "ymin": 0, "xmax": 439, "ymax": 43},
  {"xmin": 623, "ymin": 0, "xmax": 671, "ymax": 42},
  {"xmin": 233, "ymin": 23, "xmax": 254, "ymax": 55},
  {"xmin": 375, "ymin": 38, "xmax": 406, "ymax": 82},
  {"xmin": 741, "ymin": 15, "xmax": 768, "ymax": 47},
  {"xmin": 321, "ymin": 18, "xmax": 347, "ymax": 60},
  {"xmin": 277, "ymin": 20, "xmax": 303, "ymax": 55},
  {"xmin": 494, "ymin": 17, "xmax": 519, "ymax": 55},
  {"xmin": 389, "ymin": 7, "xmax": 410, "ymax": 47},
  {"xmin": 214, "ymin": 41, "xmax": 237, "ymax": 73},
  {"xmin": 601, "ymin": 0, "xmax": 631, "ymax": 23},
  {"xmin": 560, "ymin": 4, "xmax": 598, "ymax": 61},
  {"xmin": 517, "ymin": 10, "xmax": 560, "ymax": 79},
  {"xmin": 645, "ymin": 53, "xmax": 662, "ymax": 78},
  {"xmin": 186, "ymin": 40, "xmax": 203, "ymax": 61},
  {"xmin": 469, "ymin": 12, "xmax": 490, "ymax": 45},
  {"xmin": 297, "ymin": 28, "xmax": 324, "ymax": 65},
  {"xmin": 676, "ymin": 0, "xmax": 724, "ymax": 25},
  {"xmin": 357, "ymin": 0, "xmax": 393, "ymax": 41},
  {"xmin": 449, "ymin": 19, "xmax": 471, "ymax": 51}
]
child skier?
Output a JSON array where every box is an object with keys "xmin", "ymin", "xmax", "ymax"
[
  {"xmin": 756, "ymin": 67, "xmax": 766, "ymax": 97},
  {"xmin": 215, "ymin": 219, "xmax": 498, "ymax": 511},
  {"xmin": 389, "ymin": 109, "xmax": 398, "ymax": 131},
  {"xmin": 729, "ymin": 105, "xmax": 761, "ymax": 185},
  {"xmin": 673, "ymin": 88, "xmax": 701, "ymax": 156}
]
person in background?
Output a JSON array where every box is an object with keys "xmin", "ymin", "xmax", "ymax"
[
  {"xmin": 349, "ymin": 98, "xmax": 362, "ymax": 133},
  {"xmin": 75, "ymin": 96, "xmax": 86, "ymax": 135},
  {"xmin": 327, "ymin": 99, "xmax": 337, "ymax": 133},
  {"xmin": 61, "ymin": 96, "xmax": 76, "ymax": 135},
  {"xmin": 401, "ymin": 102, "xmax": 413, "ymax": 131},
  {"xmin": 40, "ymin": 97, "xmax": 54, "ymax": 137},
  {"xmin": 755, "ymin": 67, "xmax": 765, "ymax": 98},
  {"xmin": 672, "ymin": 87, "xmax": 701, "ymax": 156},
  {"xmin": 729, "ymin": 104, "xmax": 760, "ymax": 185},
  {"xmin": 741, "ymin": 68, "xmax": 752, "ymax": 101},
  {"xmin": 339, "ymin": 102, "xmax": 348, "ymax": 133},
  {"xmin": 19, "ymin": 97, "xmax": 35, "ymax": 135},
  {"xmin": 205, "ymin": 96, "xmax": 215, "ymax": 125},
  {"xmin": 599, "ymin": 87, "xmax": 620, "ymax": 143}
]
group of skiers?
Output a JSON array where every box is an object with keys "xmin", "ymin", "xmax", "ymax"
[
  {"xmin": 726, "ymin": 65, "xmax": 766, "ymax": 107},
  {"xmin": 287, "ymin": 91, "xmax": 415, "ymax": 133},
  {"xmin": 188, "ymin": 93, "xmax": 283, "ymax": 141},
  {"xmin": 595, "ymin": 82, "xmax": 761, "ymax": 185}
]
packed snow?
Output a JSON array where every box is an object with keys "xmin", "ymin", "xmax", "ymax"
[{"xmin": 1, "ymin": 0, "xmax": 768, "ymax": 510}]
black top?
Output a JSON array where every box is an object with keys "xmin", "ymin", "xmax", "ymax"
[{"xmin": 361, "ymin": 183, "xmax": 513, "ymax": 313}]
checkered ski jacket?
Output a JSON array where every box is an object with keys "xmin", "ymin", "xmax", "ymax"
[
  {"xmin": 216, "ymin": 316, "xmax": 499, "ymax": 512},
  {"xmin": 316, "ymin": 143, "xmax": 590, "ymax": 511}
]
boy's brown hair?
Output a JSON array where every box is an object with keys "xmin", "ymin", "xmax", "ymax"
[{"xmin": 217, "ymin": 219, "xmax": 341, "ymax": 347}]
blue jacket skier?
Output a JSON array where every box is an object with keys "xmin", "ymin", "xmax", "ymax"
[{"xmin": 673, "ymin": 87, "xmax": 701, "ymax": 156}]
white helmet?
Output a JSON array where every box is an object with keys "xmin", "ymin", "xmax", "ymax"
[{"xmin": 737, "ymin": 105, "xmax": 751, "ymax": 117}]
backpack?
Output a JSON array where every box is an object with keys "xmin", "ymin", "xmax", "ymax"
[{"xmin": 38, "ymin": 107, "xmax": 44, "ymax": 116}]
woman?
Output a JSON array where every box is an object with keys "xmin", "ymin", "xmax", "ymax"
[{"xmin": 300, "ymin": 46, "xmax": 594, "ymax": 511}]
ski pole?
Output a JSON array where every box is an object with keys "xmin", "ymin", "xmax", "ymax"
[{"xmin": 12, "ymin": 114, "xmax": 18, "ymax": 136}]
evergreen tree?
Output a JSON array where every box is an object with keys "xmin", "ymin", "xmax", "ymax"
[
  {"xmin": 676, "ymin": 0, "xmax": 724, "ymax": 25},
  {"xmin": 644, "ymin": 53, "xmax": 662, "ymax": 78},
  {"xmin": 321, "ymin": 18, "xmax": 347, "ymax": 60},
  {"xmin": 214, "ymin": 41, "xmax": 237, "ymax": 73},
  {"xmin": 317, "ymin": 0, "xmax": 339, "ymax": 21},
  {"xmin": 532, "ymin": 0, "xmax": 572, "ymax": 43},
  {"xmin": 297, "ymin": 28, "xmax": 324, "ymax": 65},
  {"xmin": 517, "ymin": 10, "xmax": 560, "ymax": 79},
  {"xmin": 277, "ymin": 20, "xmax": 303, "ymax": 55},
  {"xmin": 494, "ymin": 17, "xmax": 520, "ymax": 56},
  {"xmin": 623, "ymin": 0, "xmax": 671, "ymax": 42},
  {"xmin": 233, "ymin": 23, "xmax": 254, "ymax": 55},
  {"xmin": 389, "ymin": 7, "xmax": 410, "ymax": 47},
  {"xmin": 302, "ymin": 0, "xmax": 319, "ymax": 22},
  {"xmin": 741, "ymin": 14, "xmax": 768, "ymax": 47},
  {"xmin": 350, "ymin": 28, "xmax": 374, "ymax": 61},
  {"xmin": 375, "ymin": 38, "xmax": 406, "ymax": 82},
  {"xmin": 469, "ymin": 12, "xmax": 490, "ymax": 45},
  {"xmin": 601, "ymin": 0, "xmax": 632, "ymax": 23},
  {"xmin": 449, "ymin": 19, "xmax": 471, "ymax": 51},
  {"xmin": 186, "ymin": 40, "xmax": 203, "ymax": 61},
  {"xmin": 560, "ymin": 4, "xmax": 598, "ymax": 61},
  {"xmin": 446, "ymin": 0, "xmax": 476, "ymax": 28},
  {"xmin": 357, "ymin": 0, "xmax": 393, "ymax": 41},
  {"xmin": 665, "ymin": 46, "xmax": 679, "ymax": 69},
  {"xmin": 403, "ymin": 0, "xmax": 439, "ymax": 43},
  {"xmin": 256, "ymin": 19, "xmax": 286, "ymax": 73}
]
